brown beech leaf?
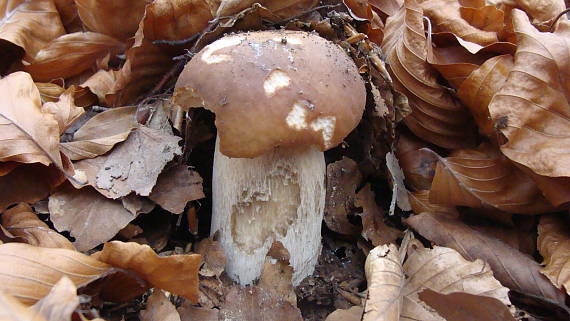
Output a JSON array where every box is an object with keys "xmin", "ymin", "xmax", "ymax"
[
  {"xmin": 212, "ymin": 0, "xmax": 318, "ymax": 19},
  {"xmin": 94, "ymin": 241, "xmax": 202, "ymax": 302},
  {"xmin": 428, "ymin": 144, "xmax": 554, "ymax": 214},
  {"xmin": 81, "ymin": 69, "xmax": 120, "ymax": 105},
  {"xmin": 1, "ymin": 203, "xmax": 75, "ymax": 250},
  {"xmin": 381, "ymin": 0, "xmax": 477, "ymax": 149},
  {"xmin": 0, "ymin": 72, "xmax": 63, "ymax": 168},
  {"xmin": 457, "ymin": 54, "xmax": 514, "ymax": 137},
  {"xmin": 31, "ymin": 277, "xmax": 78, "ymax": 321},
  {"xmin": 24, "ymin": 32, "xmax": 125, "ymax": 82},
  {"xmin": 0, "ymin": 164, "xmax": 65, "ymax": 211},
  {"xmin": 406, "ymin": 212, "xmax": 566, "ymax": 304},
  {"xmin": 418, "ymin": 289, "xmax": 516, "ymax": 321},
  {"xmin": 356, "ymin": 184, "xmax": 401, "ymax": 246},
  {"xmin": 177, "ymin": 303, "xmax": 219, "ymax": 321},
  {"xmin": 325, "ymin": 306, "xmax": 363, "ymax": 321},
  {"xmin": 49, "ymin": 184, "xmax": 138, "ymax": 251},
  {"xmin": 369, "ymin": 0, "xmax": 403, "ymax": 17},
  {"xmin": 42, "ymin": 91, "xmax": 84, "ymax": 135},
  {"xmin": 488, "ymin": 10, "xmax": 570, "ymax": 178},
  {"xmin": 0, "ymin": 242, "xmax": 111, "ymax": 305},
  {"xmin": 36, "ymin": 83, "xmax": 97, "ymax": 108},
  {"xmin": 75, "ymin": 0, "xmax": 152, "ymax": 40},
  {"xmin": 491, "ymin": 0, "xmax": 566, "ymax": 23},
  {"xmin": 395, "ymin": 133, "xmax": 438, "ymax": 191},
  {"xmin": 364, "ymin": 243, "xmax": 511, "ymax": 321},
  {"xmin": 135, "ymin": 0, "xmax": 212, "ymax": 46},
  {"xmin": 140, "ymin": 290, "xmax": 181, "ymax": 321},
  {"xmin": 60, "ymin": 106, "xmax": 137, "ymax": 161},
  {"xmin": 408, "ymin": 190, "xmax": 460, "ymax": 218},
  {"xmin": 537, "ymin": 214, "xmax": 570, "ymax": 295},
  {"xmin": 324, "ymin": 157, "xmax": 362, "ymax": 235},
  {"xmin": 195, "ymin": 236, "xmax": 226, "ymax": 278},
  {"xmin": 0, "ymin": 291, "xmax": 47, "ymax": 321},
  {"xmin": 0, "ymin": 0, "xmax": 65, "ymax": 61},
  {"xmin": 149, "ymin": 165, "xmax": 205, "ymax": 214}
]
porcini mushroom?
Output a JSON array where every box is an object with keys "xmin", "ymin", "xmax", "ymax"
[{"xmin": 173, "ymin": 30, "xmax": 366, "ymax": 285}]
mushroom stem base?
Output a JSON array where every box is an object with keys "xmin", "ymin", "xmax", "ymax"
[{"xmin": 211, "ymin": 137, "xmax": 326, "ymax": 285}]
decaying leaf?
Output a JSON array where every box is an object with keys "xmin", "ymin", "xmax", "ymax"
[
  {"xmin": 537, "ymin": 214, "xmax": 570, "ymax": 296},
  {"xmin": 324, "ymin": 157, "xmax": 362, "ymax": 235},
  {"xmin": 60, "ymin": 106, "xmax": 137, "ymax": 161},
  {"xmin": 140, "ymin": 290, "xmax": 181, "ymax": 321},
  {"xmin": 0, "ymin": 243, "xmax": 111, "ymax": 305},
  {"xmin": 31, "ymin": 276, "xmax": 79, "ymax": 321},
  {"xmin": 41, "ymin": 91, "xmax": 84, "ymax": 135},
  {"xmin": 149, "ymin": 165, "xmax": 205, "ymax": 214},
  {"xmin": 0, "ymin": 291, "xmax": 47, "ymax": 321},
  {"xmin": 48, "ymin": 185, "xmax": 138, "ymax": 251},
  {"xmin": 94, "ymin": 241, "xmax": 202, "ymax": 302},
  {"xmin": 24, "ymin": 32, "xmax": 125, "ymax": 82},
  {"xmin": 356, "ymin": 184, "xmax": 402, "ymax": 246},
  {"xmin": 195, "ymin": 236, "xmax": 226, "ymax": 278},
  {"xmin": 488, "ymin": 10, "xmax": 570, "ymax": 178},
  {"xmin": 325, "ymin": 306, "xmax": 364, "ymax": 321},
  {"xmin": 363, "ymin": 244, "xmax": 402, "ymax": 320},
  {"xmin": 428, "ymin": 144, "xmax": 555, "ymax": 214},
  {"xmin": 406, "ymin": 212, "xmax": 566, "ymax": 304},
  {"xmin": 381, "ymin": 0, "xmax": 477, "ymax": 149},
  {"xmin": 0, "ymin": 72, "xmax": 63, "ymax": 168},
  {"xmin": 177, "ymin": 303, "xmax": 219, "ymax": 321},
  {"xmin": 1, "ymin": 203, "xmax": 74, "ymax": 250},
  {"xmin": 418, "ymin": 289, "xmax": 516, "ymax": 321}
]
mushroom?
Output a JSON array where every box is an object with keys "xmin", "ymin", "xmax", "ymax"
[{"xmin": 173, "ymin": 30, "xmax": 366, "ymax": 285}]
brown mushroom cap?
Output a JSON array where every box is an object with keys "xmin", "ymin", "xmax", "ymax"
[{"xmin": 174, "ymin": 30, "xmax": 366, "ymax": 158}]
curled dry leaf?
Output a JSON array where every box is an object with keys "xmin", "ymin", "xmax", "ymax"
[
  {"xmin": 0, "ymin": 243, "xmax": 111, "ymax": 305},
  {"xmin": 36, "ymin": 83, "xmax": 97, "ymax": 108},
  {"xmin": 381, "ymin": 0, "xmax": 477, "ymax": 149},
  {"xmin": 48, "ymin": 184, "xmax": 138, "ymax": 251},
  {"xmin": 491, "ymin": 0, "xmax": 566, "ymax": 23},
  {"xmin": 488, "ymin": 10, "xmax": 570, "ymax": 178},
  {"xmin": 395, "ymin": 133, "xmax": 438, "ymax": 191},
  {"xmin": 1, "ymin": 203, "xmax": 74, "ymax": 250},
  {"xmin": 140, "ymin": 290, "xmax": 181, "ymax": 321},
  {"xmin": 81, "ymin": 69, "xmax": 120, "ymax": 105},
  {"xmin": 406, "ymin": 212, "xmax": 566, "ymax": 304},
  {"xmin": 24, "ymin": 32, "xmax": 125, "ymax": 82},
  {"xmin": 0, "ymin": 72, "xmax": 63, "ymax": 168},
  {"xmin": 75, "ymin": 0, "xmax": 152, "ymax": 40},
  {"xmin": 60, "ymin": 106, "xmax": 137, "ymax": 161},
  {"xmin": 0, "ymin": 291, "xmax": 47, "ymax": 321},
  {"xmin": 149, "ymin": 165, "xmax": 205, "ymax": 214},
  {"xmin": 428, "ymin": 144, "xmax": 554, "ymax": 214},
  {"xmin": 418, "ymin": 289, "xmax": 516, "ymax": 321},
  {"xmin": 357, "ymin": 184, "xmax": 402, "ymax": 246},
  {"xmin": 195, "ymin": 236, "xmax": 226, "ymax": 277},
  {"xmin": 42, "ymin": 91, "xmax": 84, "ymax": 135},
  {"xmin": 324, "ymin": 157, "xmax": 362, "ymax": 235},
  {"xmin": 31, "ymin": 276, "xmax": 78, "ymax": 321},
  {"xmin": 537, "ymin": 214, "xmax": 570, "ymax": 295},
  {"xmin": 213, "ymin": 0, "xmax": 318, "ymax": 19},
  {"xmin": 95, "ymin": 241, "xmax": 202, "ymax": 302},
  {"xmin": 408, "ymin": 190, "xmax": 460, "ymax": 218}
]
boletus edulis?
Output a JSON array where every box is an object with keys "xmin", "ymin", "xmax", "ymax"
[{"xmin": 173, "ymin": 30, "xmax": 366, "ymax": 285}]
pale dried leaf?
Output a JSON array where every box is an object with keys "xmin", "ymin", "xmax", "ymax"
[
  {"xmin": 149, "ymin": 165, "xmax": 205, "ymax": 214},
  {"xmin": 1, "ymin": 203, "xmax": 74, "ymax": 250},
  {"xmin": 357, "ymin": 184, "xmax": 402, "ymax": 246},
  {"xmin": 60, "ymin": 106, "xmax": 137, "ymax": 161},
  {"xmin": 48, "ymin": 185, "xmax": 138, "ymax": 251},
  {"xmin": 42, "ymin": 91, "xmax": 84, "ymax": 135},
  {"xmin": 31, "ymin": 277, "xmax": 78, "ymax": 321},
  {"xmin": 325, "ymin": 306, "xmax": 363, "ymax": 321},
  {"xmin": 488, "ymin": 10, "xmax": 570, "ymax": 178},
  {"xmin": 538, "ymin": 214, "xmax": 570, "ymax": 295},
  {"xmin": 386, "ymin": 152, "xmax": 411, "ymax": 215},
  {"xmin": 95, "ymin": 241, "xmax": 201, "ymax": 302},
  {"xmin": 140, "ymin": 290, "xmax": 181, "ymax": 321},
  {"xmin": 0, "ymin": 72, "xmax": 63, "ymax": 168},
  {"xmin": 0, "ymin": 291, "xmax": 47, "ymax": 321},
  {"xmin": 24, "ymin": 32, "xmax": 124, "ymax": 82}
]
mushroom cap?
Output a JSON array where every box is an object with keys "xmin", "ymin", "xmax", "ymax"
[{"xmin": 174, "ymin": 30, "xmax": 366, "ymax": 158}]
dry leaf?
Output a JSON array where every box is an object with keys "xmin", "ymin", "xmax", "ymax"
[
  {"xmin": 48, "ymin": 185, "xmax": 138, "ymax": 251},
  {"xmin": 428, "ymin": 144, "xmax": 554, "ymax": 214},
  {"xmin": 60, "ymin": 106, "xmax": 137, "ymax": 161},
  {"xmin": 177, "ymin": 303, "xmax": 219, "ymax": 321},
  {"xmin": 356, "ymin": 184, "xmax": 402, "ymax": 246},
  {"xmin": 140, "ymin": 290, "xmax": 181, "ymax": 321},
  {"xmin": 75, "ymin": 0, "xmax": 152, "ymax": 40},
  {"xmin": 418, "ymin": 289, "xmax": 516, "ymax": 321},
  {"xmin": 395, "ymin": 132, "xmax": 438, "ymax": 191},
  {"xmin": 42, "ymin": 91, "xmax": 84, "ymax": 135},
  {"xmin": 491, "ymin": 0, "xmax": 566, "ymax": 23},
  {"xmin": 386, "ymin": 152, "xmax": 411, "ymax": 214},
  {"xmin": 81, "ymin": 69, "xmax": 120, "ymax": 105},
  {"xmin": 488, "ymin": 10, "xmax": 570, "ymax": 178},
  {"xmin": 0, "ymin": 164, "xmax": 65, "ymax": 211},
  {"xmin": 195, "ymin": 237, "xmax": 226, "ymax": 278},
  {"xmin": 149, "ymin": 165, "xmax": 205, "ymax": 214},
  {"xmin": 406, "ymin": 212, "xmax": 566, "ymax": 304},
  {"xmin": 0, "ymin": 72, "xmax": 63, "ymax": 168},
  {"xmin": 36, "ymin": 83, "xmax": 97, "ymax": 108},
  {"xmin": 121, "ymin": 194, "xmax": 156, "ymax": 216},
  {"xmin": 538, "ymin": 214, "xmax": 570, "ymax": 295},
  {"xmin": 363, "ymin": 244, "xmax": 402, "ymax": 320},
  {"xmin": 324, "ymin": 157, "xmax": 362, "ymax": 235},
  {"xmin": 381, "ymin": 0, "xmax": 477, "ymax": 149},
  {"xmin": 31, "ymin": 277, "xmax": 78, "ymax": 321},
  {"xmin": 24, "ymin": 32, "xmax": 125, "ymax": 82},
  {"xmin": 1, "ymin": 203, "xmax": 75, "ymax": 250},
  {"xmin": 95, "ymin": 241, "xmax": 202, "ymax": 302},
  {"xmin": 325, "ymin": 306, "xmax": 364, "ymax": 321},
  {"xmin": 408, "ymin": 190, "xmax": 460, "ymax": 218},
  {"xmin": 213, "ymin": 0, "xmax": 318, "ymax": 19},
  {"xmin": 0, "ymin": 243, "xmax": 111, "ymax": 305},
  {"xmin": 258, "ymin": 242, "xmax": 296, "ymax": 305},
  {"xmin": 0, "ymin": 291, "xmax": 47, "ymax": 321}
]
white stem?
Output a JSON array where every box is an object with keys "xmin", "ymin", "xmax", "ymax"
[{"xmin": 211, "ymin": 136, "xmax": 326, "ymax": 285}]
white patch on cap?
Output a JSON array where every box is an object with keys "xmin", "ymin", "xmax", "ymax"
[
  {"xmin": 264, "ymin": 70, "xmax": 290, "ymax": 96},
  {"xmin": 286, "ymin": 102, "xmax": 308, "ymax": 130},
  {"xmin": 273, "ymin": 37, "xmax": 303, "ymax": 45},
  {"xmin": 201, "ymin": 36, "xmax": 244, "ymax": 64},
  {"xmin": 310, "ymin": 116, "xmax": 336, "ymax": 148}
]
